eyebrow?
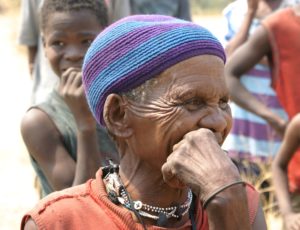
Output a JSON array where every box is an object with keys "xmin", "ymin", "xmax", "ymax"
[
  {"xmin": 77, "ymin": 31, "xmax": 99, "ymax": 36},
  {"xmin": 48, "ymin": 30, "xmax": 98, "ymax": 37}
]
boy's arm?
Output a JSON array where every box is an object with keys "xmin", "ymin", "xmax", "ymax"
[
  {"xmin": 21, "ymin": 69, "xmax": 104, "ymax": 191},
  {"xmin": 21, "ymin": 109, "xmax": 78, "ymax": 190},
  {"xmin": 272, "ymin": 114, "xmax": 300, "ymax": 229},
  {"xmin": 21, "ymin": 107, "xmax": 102, "ymax": 191},
  {"xmin": 58, "ymin": 68, "xmax": 105, "ymax": 186},
  {"xmin": 225, "ymin": 25, "xmax": 286, "ymax": 136}
]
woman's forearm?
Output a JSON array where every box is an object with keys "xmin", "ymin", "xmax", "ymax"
[{"xmin": 206, "ymin": 184, "xmax": 251, "ymax": 230}]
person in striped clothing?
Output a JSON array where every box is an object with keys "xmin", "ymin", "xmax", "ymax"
[{"xmin": 222, "ymin": 0, "xmax": 291, "ymax": 173}]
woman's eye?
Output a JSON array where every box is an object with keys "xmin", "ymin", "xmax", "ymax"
[
  {"xmin": 219, "ymin": 99, "xmax": 229, "ymax": 110},
  {"xmin": 182, "ymin": 99, "xmax": 205, "ymax": 111}
]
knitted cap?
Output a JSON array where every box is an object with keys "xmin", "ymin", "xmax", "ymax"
[{"xmin": 83, "ymin": 15, "xmax": 226, "ymax": 126}]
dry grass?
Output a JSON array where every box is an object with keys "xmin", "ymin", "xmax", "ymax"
[{"xmin": 237, "ymin": 160, "xmax": 283, "ymax": 229}]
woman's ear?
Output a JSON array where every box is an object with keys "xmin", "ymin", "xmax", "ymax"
[{"xmin": 103, "ymin": 94, "xmax": 133, "ymax": 138}]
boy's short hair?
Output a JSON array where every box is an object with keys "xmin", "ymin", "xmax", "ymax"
[{"xmin": 41, "ymin": 0, "xmax": 108, "ymax": 32}]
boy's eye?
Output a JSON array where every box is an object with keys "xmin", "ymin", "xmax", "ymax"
[
  {"xmin": 52, "ymin": 41, "xmax": 64, "ymax": 47},
  {"xmin": 219, "ymin": 99, "xmax": 229, "ymax": 110},
  {"xmin": 82, "ymin": 39, "xmax": 93, "ymax": 45}
]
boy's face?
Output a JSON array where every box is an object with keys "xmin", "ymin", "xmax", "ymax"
[{"xmin": 43, "ymin": 10, "xmax": 103, "ymax": 77}]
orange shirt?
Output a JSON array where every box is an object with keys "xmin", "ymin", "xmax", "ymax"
[
  {"xmin": 21, "ymin": 169, "xmax": 259, "ymax": 229},
  {"xmin": 262, "ymin": 8, "xmax": 300, "ymax": 193}
]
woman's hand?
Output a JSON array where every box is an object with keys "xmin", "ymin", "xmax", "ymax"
[
  {"xmin": 284, "ymin": 212, "xmax": 300, "ymax": 230},
  {"xmin": 161, "ymin": 128, "xmax": 241, "ymax": 201},
  {"xmin": 59, "ymin": 67, "xmax": 96, "ymax": 131}
]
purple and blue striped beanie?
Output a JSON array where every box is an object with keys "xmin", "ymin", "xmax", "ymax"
[{"xmin": 82, "ymin": 15, "xmax": 226, "ymax": 126}]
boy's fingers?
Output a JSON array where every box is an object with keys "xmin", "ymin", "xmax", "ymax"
[{"xmin": 73, "ymin": 73, "xmax": 83, "ymax": 87}]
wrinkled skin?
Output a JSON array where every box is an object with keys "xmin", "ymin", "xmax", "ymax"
[
  {"xmin": 121, "ymin": 55, "xmax": 232, "ymax": 170},
  {"xmin": 103, "ymin": 55, "xmax": 266, "ymax": 229}
]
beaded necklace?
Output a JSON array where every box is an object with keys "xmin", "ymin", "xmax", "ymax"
[{"xmin": 102, "ymin": 161, "xmax": 193, "ymax": 227}]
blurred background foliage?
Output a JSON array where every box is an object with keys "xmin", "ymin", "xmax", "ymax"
[{"xmin": 191, "ymin": 0, "xmax": 233, "ymax": 14}]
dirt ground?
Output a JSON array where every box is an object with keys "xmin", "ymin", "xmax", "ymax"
[{"xmin": 0, "ymin": 12, "xmax": 39, "ymax": 229}]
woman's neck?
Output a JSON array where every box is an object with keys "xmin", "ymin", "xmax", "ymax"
[
  {"xmin": 118, "ymin": 155, "xmax": 191, "ymax": 227},
  {"xmin": 120, "ymin": 160, "xmax": 188, "ymax": 205}
]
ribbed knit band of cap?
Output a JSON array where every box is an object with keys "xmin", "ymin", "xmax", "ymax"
[{"xmin": 82, "ymin": 15, "xmax": 226, "ymax": 126}]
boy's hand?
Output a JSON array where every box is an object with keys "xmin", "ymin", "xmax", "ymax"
[{"xmin": 59, "ymin": 67, "xmax": 96, "ymax": 131}]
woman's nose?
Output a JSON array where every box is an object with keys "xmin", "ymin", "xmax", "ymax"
[{"xmin": 198, "ymin": 107, "xmax": 228, "ymax": 133}]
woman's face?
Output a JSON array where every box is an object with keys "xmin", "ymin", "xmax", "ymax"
[{"xmin": 125, "ymin": 55, "xmax": 232, "ymax": 169}]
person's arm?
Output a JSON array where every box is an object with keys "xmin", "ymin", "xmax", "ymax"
[
  {"xmin": 205, "ymin": 185, "xmax": 251, "ymax": 229},
  {"xmin": 162, "ymin": 128, "xmax": 267, "ymax": 229},
  {"xmin": 272, "ymin": 114, "xmax": 300, "ymax": 230},
  {"xmin": 178, "ymin": 0, "xmax": 191, "ymax": 21},
  {"xmin": 225, "ymin": 0, "xmax": 259, "ymax": 57},
  {"xmin": 58, "ymin": 68, "xmax": 104, "ymax": 185},
  {"xmin": 27, "ymin": 46, "xmax": 37, "ymax": 75},
  {"xmin": 18, "ymin": 0, "xmax": 40, "ymax": 76},
  {"xmin": 225, "ymin": 25, "xmax": 286, "ymax": 136},
  {"xmin": 21, "ymin": 109, "xmax": 78, "ymax": 190}
]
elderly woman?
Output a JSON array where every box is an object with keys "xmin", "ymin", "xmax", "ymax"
[{"xmin": 22, "ymin": 15, "xmax": 266, "ymax": 230}]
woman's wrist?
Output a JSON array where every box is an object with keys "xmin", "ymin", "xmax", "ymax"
[
  {"xmin": 206, "ymin": 183, "xmax": 246, "ymax": 206},
  {"xmin": 205, "ymin": 184, "xmax": 250, "ymax": 229},
  {"xmin": 203, "ymin": 180, "xmax": 245, "ymax": 208}
]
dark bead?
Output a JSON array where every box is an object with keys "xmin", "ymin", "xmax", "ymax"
[
  {"xmin": 157, "ymin": 213, "xmax": 168, "ymax": 227},
  {"xmin": 108, "ymin": 191, "xmax": 119, "ymax": 204}
]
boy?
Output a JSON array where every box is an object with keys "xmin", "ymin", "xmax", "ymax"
[{"xmin": 20, "ymin": 0, "xmax": 118, "ymax": 197}]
